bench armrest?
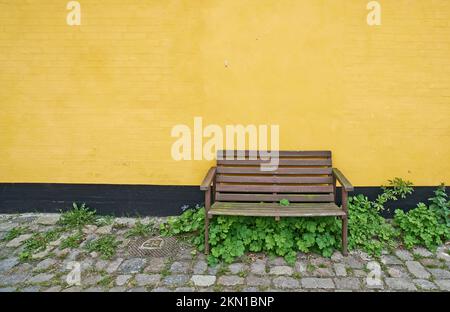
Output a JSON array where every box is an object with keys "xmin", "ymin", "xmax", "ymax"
[
  {"xmin": 332, "ymin": 168, "xmax": 354, "ymax": 192},
  {"xmin": 200, "ymin": 167, "xmax": 216, "ymax": 191}
]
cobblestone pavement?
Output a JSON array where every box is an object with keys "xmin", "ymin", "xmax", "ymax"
[{"xmin": 1, "ymin": 213, "xmax": 450, "ymax": 292}]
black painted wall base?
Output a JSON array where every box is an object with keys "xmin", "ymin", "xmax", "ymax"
[{"xmin": 0, "ymin": 183, "xmax": 439, "ymax": 218}]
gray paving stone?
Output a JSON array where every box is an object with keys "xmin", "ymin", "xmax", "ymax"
[
  {"xmin": 61, "ymin": 286, "xmax": 82, "ymax": 292},
  {"xmin": 217, "ymin": 275, "xmax": 244, "ymax": 286},
  {"xmin": 192, "ymin": 260, "xmax": 208, "ymax": 274},
  {"xmin": 27, "ymin": 273, "xmax": 54, "ymax": 284},
  {"xmin": 43, "ymin": 286, "xmax": 62, "ymax": 292},
  {"xmin": 272, "ymin": 276, "xmax": 299, "ymax": 289},
  {"xmin": 385, "ymin": 278, "xmax": 417, "ymax": 291},
  {"xmin": 34, "ymin": 258, "xmax": 57, "ymax": 272},
  {"xmin": 144, "ymin": 257, "xmax": 166, "ymax": 273},
  {"xmin": 119, "ymin": 258, "xmax": 146, "ymax": 274},
  {"xmin": 116, "ymin": 275, "xmax": 132, "ymax": 286},
  {"xmin": 413, "ymin": 279, "xmax": 438, "ymax": 290},
  {"xmin": 127, "ymin": 287, "xmax": 146, "ymax": 292},
  {"xmin": 412, "ymin": 247, "xmax": 433, "ymax": 258},
  {"xmin": 428, "ymin": 268, "xmax": 450, "ymax": 279},
  {"xmin": 0, "ymin": 258, "xmax": 19, "ymax": 273},
  {"xmin": 344, "ymin": 256, "xmax": 365, "ymax": 269},
  {"xmin": 246, "ymin": 275, "xmax": 271, "ymax": 287},
  {"xmin": 84, "ymin": 287, "xmax": 104, "ymax": 292},
  {"xmin": 96, "ymin": 225, "xmax": 112, "ymax": 235},
  {"xmin": 163, "ymin": 274, "xmax": 189, "ymax": 287},
  {"xmin": 20, "ymin": 286, "xmax": 41, "ymax": 292},
  {"xmin": 381, "ymin": 255, "xmax": 402, "ymax": 265},
  {"xmin": 405, "ymin": 261, "xmax": 430, "ymax": 279},
  {"xmin": 0, "ymin": 222, "xmax": 18, "ymax": 232},
  {"xmin": 135, "ymin": 274, "xmax": 161, "ymax": 286},
  {"xmin": 250, "ymin": 259, "xmax": 266, "ymax": 275},
  {"xmin": 419, "ymin": 258, "xmax": 441, "ymax": 268},
  {"xmin": 311, "ymin": 267, "xmax": 334, "ymax": 277},
  {"xmin": 294, "ymin": 261, "xmax": 307, "ymax": 273},
  {"xmin": 331, "ymin": 251, "xmax": 344, "ymax": 262},
  {"xmin": 0, "ymin": 273, "xmax": 29, "ymax": 285},
  {"xmin": 95, "ymin": 259, "xmax": 109, "ymax": 271},
  {"xmin": 175, "ymin": 287, "xmax": 195, "ymax": 292},
  {"xmin": 228, "ymin": 263, "xmax": 247, "ymax": 274},
  {"xmin": 36, "ymin": 214, "xmax": 60, "ymax": 225},
  {"xmin": 106, "ymin": 258, "xmax": 123, "ymax": 273},
  {"xmin": 170, "ymin": 261, "xmax": 191, "ymax": 274},
  {"xmin": 386, "ymin": 266, "xmax": 409, "ymax": 278},
  {"xmin": 395, "ymin": 250, "xmax": 413, "ymax": 261},
  {"xmin": 83, "ymin": 274, "xmax": 102, "ymax": 286},
  {"xmin": 242, "ymin": 287, "xmax": 259, "ymax": 292},
  {"xmin": 6, "ymin": 234, "xmax": 32, "ymax": 248},
  {"xmin": 191, "ymin": 275, "xmax": 216, "ymax": 287},
  {"xmin": 269, "ymin": 266, "xmax": 293, "ymax": 275},
  {"xmin": 0, "ymin": 287, "xmax": 16, "ymax": 292},
  {"xmin": 109, "ymin": 286, "xmax": 127, "ymax": 292},
  {"xmin": 334, "ymin": 278, "xmax": 361, "ymax": 290},
  {"xmin": 334, "ymin": 263, "xmax": 347, "ymax": 277},
  {"xmin": 434, "ymin": 279, "xmax": 450, "ymax": 291},
  {"xmin": 268, "ymin": 257, "xmax": 287, "ymax": 266},
  {"xmin": 152, "ymin": 287, "xmax": 171, "ymax": 292},
  {"xmin": 301, "ymin": 278, "xmax": 334, "ymax": 289}
]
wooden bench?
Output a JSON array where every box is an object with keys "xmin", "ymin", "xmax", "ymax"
[{"xmin": 200, "ymin": 150, "xmax": 353, "ymax": 256}]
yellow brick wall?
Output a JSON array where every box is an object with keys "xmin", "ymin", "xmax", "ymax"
[{"xmin": 0, "ymin": 0, "xmax": 449, "ymax": 186}]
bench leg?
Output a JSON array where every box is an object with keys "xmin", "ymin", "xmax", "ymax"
[
  {"xmin": 204, "ymin": 213, "xmax": 210, "ymax": 255},
  {"xmin": 342, "ymin": 215, "xmax": 348, "ymax": 256}
]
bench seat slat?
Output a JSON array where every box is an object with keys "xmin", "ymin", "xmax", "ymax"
[
  {"xmin": 216, "ymin": 184, "xmax": 333, "ymax": 193},
  {"xmin": 216, "ymin": 175, "xmax": 333, "ymax": 184},
  {"xmin": 216, "ymin": 167, "xmax": 332, "ymax": 175},
  {"xmin": 216, "ymin": 193, "xmax": 334, "ymax": 202},
  {"xmin": 210, "ymin": 202, "xmax": 344, "ymax": 217},
  {"xmin": 217, "ymin": 159, "xmax": 331, "ymax": 166},
  {"xmin": 217, "ymin": 150, "xmax": 331, "ymax": 158}
]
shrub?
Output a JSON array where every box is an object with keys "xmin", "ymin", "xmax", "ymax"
[
  {"xmin": 428, "ymin": 184, "xmax": 450, "ymax": 227},
  {"xmin": 347, "ymin": 194, "xmax": 396, "ymax": 256},
  {"xmin": 161, "ymin": 207, "xmax": 341, "ymax": 265},
  {"xmin": 394, "ymin": 203, "xmax": 450, "ymax": 251},
  {"xmin": 59, "ymin": 202, "xmax": 96, "ymax": 229}
]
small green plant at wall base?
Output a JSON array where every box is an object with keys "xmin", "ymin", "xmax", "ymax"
[
  {"xmin": 18, "ymin": 229, "xmax": 62, "ymax": 261},
  {"xmin": 394, "ymin": 203, "xmax": 450, "ymax": 251},
  {"xmin": 125, "ymin": 220, "xmax": 156, "ymax": 238},
  {"xmin": 59, "ymin": 202, "xmax": 96, "ymax": 229},
  {"xmin": 3, "ymin": 226, "xmax": 28, "ymax": 242},
  {"xmin": 372, "ymin": 178, "xmax": 413, "ymax": 212},
  {"xmin": 84, "ymin": 235, "xmax": 120, "ymax": 259},
  {"xmin": 279, "ymin": 199, "xmax": 290, "ymax": 207},
  {"xmin": 60, "ymin": 232, "xmax": 84, "ymax": 249},
  {"xmin": 428, "ymin": 184, "xmax": 450, "ymax": 227}
]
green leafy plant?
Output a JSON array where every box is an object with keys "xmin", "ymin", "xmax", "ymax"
[
  {"xmin": 279, "ymin": 199, "xmax": 290, "ymax": 207},
  {"xmin": 94, "ymin": 215, "xmax": 115, "ymax": 227},
  {"xmin": 161, "ymin": 207, "xmax": 341, "ymax": 265},
  {"xmin": 59, "ymin": 202, "xmax": 96, "ymax": 229},
  {"xmin": 394, "ymin": 203, "xmax": 450, "ymax": 251},
  {"xmin": 428, "ymin": 184, "xmax": 450, "ymax": 227},
  {"xmin": 125, "ymin": 220, "xmax": 156, "ymax": 238},
  {"xmin": 3, "ymin": 226, "xmax": 28, "ymax": 242},
  {"xmin": 372, "ymin": 178, "xmax": 413, "ymax": 211},
  {"xmin": 84, "ymin": 235, "xmax": 120, "ymax": 259},
  {"xmin": 60, "ymin": 232, "xmax": 84, "ymax": 249},
  {"xmin": 347, "ymin": 194, "xmax": 396, "ymax": 256},
  {"xmin": 18, "ymin": 229, "xmax": 62, "ymax": 261}
]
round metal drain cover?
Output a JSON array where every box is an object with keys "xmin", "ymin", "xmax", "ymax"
[{"xmin": 128, "ymin": 236, "xmax": 179, "ymax": 257}]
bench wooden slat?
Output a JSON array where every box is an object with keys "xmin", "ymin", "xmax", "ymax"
[
  {"xmin": 209, "ymin": 202, "xmax": 344, "ymax": 217},
  {"xmin": 217, "ymin": 158, "xmax": 331, "ymax": 166},
  {"xmin": 217, "ymin": 150, "xmax": 331, "ymax": 158},
  {"xmin": 215, "ymin": 175, "xmax": 333, "ymax": 184},
  {"xmin": 216, "ymin": 167, "xmax": 332, "ymax": 175},
  {"xmin": 216, "ymin": 192, "xmax": 334, "ymax": 202},
  {"xmin": 216, "ymin": 184, "xmax": 333, "ymax": 193}
]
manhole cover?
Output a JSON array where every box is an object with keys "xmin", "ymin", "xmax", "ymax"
[{"xmin": 128, "ymin": 236, "xmax": 179, "ymax": 257}]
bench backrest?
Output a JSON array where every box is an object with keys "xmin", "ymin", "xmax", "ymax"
[{"xmin": 215, "ymin": 150, "xmax": 334, "ymax": 203}]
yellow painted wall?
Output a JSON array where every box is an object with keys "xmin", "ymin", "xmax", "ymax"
[{"xmin": 0, "ymin": 0, "xmax": 449, "ymax": 186}]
